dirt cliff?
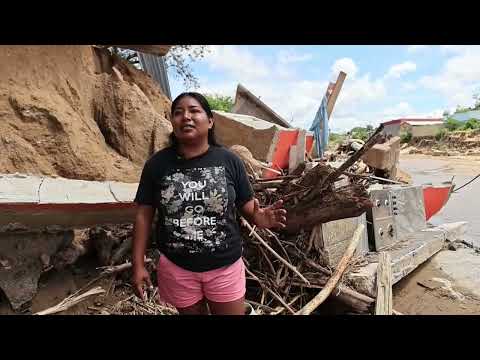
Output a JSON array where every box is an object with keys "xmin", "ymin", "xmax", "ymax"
[{"xmin": 0, "ymin": 45, "xmax": 172, "ymax": 183}]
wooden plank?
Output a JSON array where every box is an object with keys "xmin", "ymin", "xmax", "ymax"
[
  {"xmin": 375, "ymin": 252, "xmax": 393, "ymax": 315},
  {"xmin": 326, "ymin": 71, "xmax": 347, "ymax": 118}
]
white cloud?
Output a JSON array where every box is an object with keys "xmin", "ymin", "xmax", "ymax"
[
  {"xmin": 184, "ymin": 47, "xmax": 419, "ymax": 133},
  {"xmin": 402, "ymin": 82, "xmax": 417, "ymax": 91},
  {"xmin": 329, "ymin": 58, "xmax": 387, "ymax": 125},
  {"xmin": 385, "ymin": 61, "xmax": 417, "ymax": 79},
  {"xmin": 277, "ymin": 50, "xmax": 313, "ymax": 65},
  {"xmin": 439, "ymin": 45, "xmax": 480, "ymax": 54},
  {"xmin": 334, "ymin": 74, "xmax": 386, "ymax": 114},
  {"xmin": 331, "ymin": 57, "xmax": 358, "ymax": 79},
  {"xmin": 407, "ymin": 45, "xmax": 428, "ymax": 53},
  {"xmin": 419, "ymin": 47, "xmax": 480, "ymax": 108},
  {"xmin": 203, "ymin": 45, "xmax": 270, "ymax": 80},
  {"xmin": 382, "ymin": 102, "xmax": 414, "ymax": 117}
]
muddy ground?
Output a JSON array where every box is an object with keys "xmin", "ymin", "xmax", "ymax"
[{"xmin": 392, "ymin": 153, "xmax": 480, "ymax": 314}]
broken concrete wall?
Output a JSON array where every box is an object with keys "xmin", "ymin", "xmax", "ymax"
[
  {"xmin": 213, "ymin": 111, "xmax": 280, "ymax": 163},
  {"xmin": 361, "ymin": 136, "xmax": 400, "ymax": 171},
  {"xmin": 409, "ymin": 124, "xmax": 444, "ymax": 138},
  {"xmin": 232, "ymin": 84, "xmax": 291, "ymax": 128},
  {"xmin": 316, "ymin": 214, "xmax": 369, "ymax": 268}
]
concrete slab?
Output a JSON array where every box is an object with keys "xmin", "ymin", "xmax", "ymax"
[
  {"xmin": 39, "ymin": 177, "xmax": 116, "ymax": 204},
  {"xmin": 432, "ymin": 248, "xmax": 480, "ymax": 298},
  {"xmin": 0, "ymin": 173, "xmax": 43, "ymax": 203},
  {"xmin": 108, "ymin": 181, "xmax": 138, "ymax": 202},
  {"xmin": 0, "ymin": 174, "xmax": 138, "ymax": 230},
  {"xmin": 347, "ymin": 224, "xmax": 457, "ymax": 297},
  {"xmin": 424, "ymin": 221, "xmax": 468, "ymax": 242}
]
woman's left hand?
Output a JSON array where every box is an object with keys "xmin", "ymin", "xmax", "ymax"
[{"xmin": 252, "ymin": 199, "xmax": 287, "ymax": 229}]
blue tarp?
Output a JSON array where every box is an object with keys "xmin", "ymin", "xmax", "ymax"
[{"xmin": 309, "ymin": 94, "xmax": 329, "ymax": 157}]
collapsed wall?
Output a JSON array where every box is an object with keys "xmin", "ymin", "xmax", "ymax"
[{"xmin": 0, "ymin": 45, "xmax": 173, "ymax": 183}]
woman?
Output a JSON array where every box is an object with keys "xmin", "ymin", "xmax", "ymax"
[{"xmin": 132, "ymin": 92, "xmax": 287, "ymax": 315}]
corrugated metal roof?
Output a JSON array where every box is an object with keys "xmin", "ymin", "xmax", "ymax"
[
  {"xmin": 404, "ymin": 120, "xmax": 443, "ymax": 126},
  {"xmin": 115, "ymin": 45, "xmax": 172, "ymax": 56},
  {"xmin": 137, "ymin": 53, "xmax": 172, "ymax": 100},
  {"xmin": 383, "ymin": 118, "xmax": 443, "ymax": 126},
  {"xmin": 450, "ymin": 110, "xmax": 480, "ymax": 122}
]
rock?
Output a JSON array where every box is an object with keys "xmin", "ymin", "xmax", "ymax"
[
  {"xmin": 448, "ymin": 242, "xmax": 459, "ymax": 251},
  {"xmin": 431, "ymin": 278, "xmax": 466, "ymax": 301},
  {"xmin": 52, "ymin": 229, "xmax": 91, "ymax": 270},
  {"xmin": 432, "ymin": 150, "xmax": 448, "ymax": 156},
  {"xmin": 0, "ymin": 230, "xmax": 72, "ymax": 310},
  {"xmin": 417, "ymin": 278, "xmax": 444, "ymax": 290}
]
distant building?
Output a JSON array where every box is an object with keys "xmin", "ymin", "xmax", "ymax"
[
  {"xmin": 449, "ymin": 110, "xmax": 480, "ymax": 122},
  {"xmin": 382, "ymin": 118, "xmax": 444, "ymax": 138}
]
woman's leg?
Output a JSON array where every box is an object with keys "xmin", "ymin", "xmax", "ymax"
[
  {"xmin": 206, "ymin": 296, "xmax": 245, "ymax": 315},
  {"xmin": 157, "ymin": 255, "xmax": 205, "ymax": 314},
  {"xmin": 177, "ymin": 298, "xmax": 210, "ymax": 315},
  {"xmin": 202, "ymin": 258, "xmax": 247, "ymax": 315}
]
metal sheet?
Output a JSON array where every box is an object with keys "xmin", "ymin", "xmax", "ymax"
[{"xmin": 368, "ymin": 185, "xmax": 428, "ymax": 251}]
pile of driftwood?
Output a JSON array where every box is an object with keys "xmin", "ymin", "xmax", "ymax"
[{"xmin": 241, "ymin": 125, "xmax": 387, "ymax": 315}]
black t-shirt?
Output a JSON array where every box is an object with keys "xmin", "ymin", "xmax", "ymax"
[{"xmin": 134, "ymin": 145, "xmax": 254, "ymax": 272}]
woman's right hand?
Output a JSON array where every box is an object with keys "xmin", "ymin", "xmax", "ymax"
[{"xmin": 132, "ymin": 265, "xmax": 153, "ymax": 300}]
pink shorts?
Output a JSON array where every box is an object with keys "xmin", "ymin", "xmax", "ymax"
[{"xmin": 157, "ymin": 255, "xmax": 246, "ymax": 309}]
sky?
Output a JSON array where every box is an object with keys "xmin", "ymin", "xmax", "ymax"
[{"xmin": 167, "ymin": 45, "xmax": 480, "ymax": 133}]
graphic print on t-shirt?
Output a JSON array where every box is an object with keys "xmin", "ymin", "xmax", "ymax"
[{"xmin": 159, "ymin": 166, "xmax": 228, "ymax": 254}]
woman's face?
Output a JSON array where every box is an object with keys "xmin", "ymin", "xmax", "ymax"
[{"xmin": 171, "ymin": 96, "xmax": 213, "ymax": 144}]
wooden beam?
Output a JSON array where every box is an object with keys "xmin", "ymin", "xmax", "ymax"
[
  {"xmin": 375, "ymin": 252, "xmax": 393, "ymax": 315},
  {"xmin": 295, "ymin": 224, "xmax": 365, "ymax": 315},
  {"xmin": 326, "ymin": 71, "xmax": 347, "ymax": 119}
]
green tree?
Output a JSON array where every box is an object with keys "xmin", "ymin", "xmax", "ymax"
[
  {"xmin": 444, "ymin": 117, "xmax": 463, "ymax": 131},
  {"xmin": 204, "ymin": 94, "xmax": 234, "ymax": 112},
  {"xmin": 400, "ymin": 131, "xmax": 412, "ymax": 143},
  {"xmin": 473, "ymin": 93, "xmax": 480, "ymax": 110},
  {"xmin": 350, "ymin": 127, "xmax": 370, "ymax": 142},
  {"xmin": 462, "ymin": 118, "xmax": 480, "ymax": 130}
]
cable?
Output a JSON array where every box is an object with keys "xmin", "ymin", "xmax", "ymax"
[{"xmin": 452, "ymin": 173, "xmax": 480, "ymax": 193}]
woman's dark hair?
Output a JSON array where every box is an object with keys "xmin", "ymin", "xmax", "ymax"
[{"xmin": 169, "ymin": 92, "xmax": 220, "ymax": 147}]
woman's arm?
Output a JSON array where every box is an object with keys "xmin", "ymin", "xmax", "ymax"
[
  {"xmin": 132, "ymin": 205, "xmax": 155, "ymax": 298},
  {"xmin": 241, "ymin": 198, "xmax": 287, "ymax": 229}
]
